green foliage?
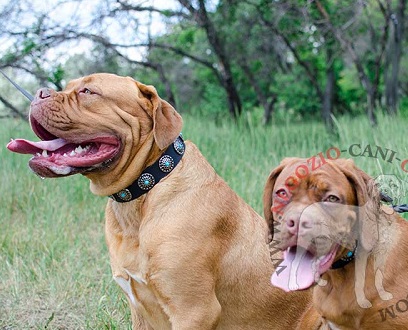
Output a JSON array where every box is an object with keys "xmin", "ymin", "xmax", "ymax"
[
  {"xmin": 272, "ymin": 67, "xmax": 321, "ymax": 119},
  {"xmin": 21, "ymin": 38, "xmax": 37, "ymax": 55},
  {"xmin": 0, "ymin": 0, "xmax": 407, "ymax": 124},
  {"xmin": 0, "ymin": 50, "xmax": 17, "ymax": 65},
  {"xmin": 400, "ymin": 97, "xmax": 408, "ymax": 119},
  {"xmin": 47, "ymin": 64, "xmax": 65, "ymax": 89},
  {"xmin": 337, "ymin": 68, "xmax": 366, "ymax": 114},
  {"xmin": 177, "ymin": 27, "xmax": 196, "ymax": 46}
]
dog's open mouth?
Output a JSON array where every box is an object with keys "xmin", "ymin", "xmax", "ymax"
[
  {"xmin": 7, "ymin": 116, "xmax": 120, "ymax": 178},
  {"xmin": 271, "ymin": 244, "xmax": 339, "ymax": 292}
]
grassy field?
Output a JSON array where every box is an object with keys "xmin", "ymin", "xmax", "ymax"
[{"xmin": 1, "ymin": 113, "xmax": 408, "ymax": 329}]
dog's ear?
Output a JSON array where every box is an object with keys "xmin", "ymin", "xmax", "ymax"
[
  {"xmin": 263, "ymin": 158, "xmax": 299, "ymax": 241},
  {"xmin": 333, "ymin": 159, "xmax": 380, "ymax": 251},
  {"xmin": 135, "ymin": 81, "xmax": 183, "ymax": 150}
]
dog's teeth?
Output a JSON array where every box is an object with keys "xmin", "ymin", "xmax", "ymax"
[
  {"xmin": 70, "ymin": 150, "xmax": 76, "ymax": 156},
  {"xmin": 42, "ymin": 150, "xmax": 48, "ymax": 157},
  {"xmin": 75, "ymin": 146, "xmax": 83, "ymax": 154},
  {"xmin": 63, "ymin": 153, "xmax": 68, "ymax": 157},
  {"xmin": 36, "ymin": 152, "xmax": 41, "ymax": 157},
  {"xmin": 103, "ymin": 158, "xmax": 113, "ymax": 166}
]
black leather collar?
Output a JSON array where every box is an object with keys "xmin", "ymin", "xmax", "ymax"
[
  {"xmin": 331, "ymin": 241, "xmax": 357, "ymax": 270},
  {"xmin": 109, "ymin": 135, "xmax": 185, "ymax": 203}
]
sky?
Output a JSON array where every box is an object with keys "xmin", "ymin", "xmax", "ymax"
[{"xmin": 0, "ymin": 0, "xmax": 180, "ymax": 64}]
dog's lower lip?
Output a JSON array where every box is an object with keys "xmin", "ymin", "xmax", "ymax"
[
  {"xmin": 318, "ymin": 251, "xmax": 334, "ymax": 266},
  {"xmin": 102, "ymin": 158, "xmax": 114, "ymax": 167}
]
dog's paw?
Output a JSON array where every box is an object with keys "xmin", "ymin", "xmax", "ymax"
[
  {"xmin": 378, "ymin": 290, "xmax": 393, "ymax": 301},
  {"xmin": 289, "ymin": 283, "xmax": 300, "ymax": 291},
  {"xmin": 288, "ymin": 278, "xmax": 299, "ymax": 291},
  {"xmin": 357, "ymin": 298, "xmax": 372, "ymax": 309}
]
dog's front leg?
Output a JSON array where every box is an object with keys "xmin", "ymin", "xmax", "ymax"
[
  {"xmin": 354, "ymin": 250, "xmax": 372, "ymax": 308},
  {"xmin": 149, "ymin": 266, "xmax": 221, "ymax": 330},
  {"xmin": 374, "ymin": 254, "xmax": 393, "ymax": 301},
  {"xmin": 170, "ymin": 301, "xmax": 221, "ymax": 329},
  {"xmin": 164, "ymin": 288, "xmax": 221, "ymax": 329},
  {"xmin": 129, "ymin": 307, "xmax": 155, "ymax": 330}
]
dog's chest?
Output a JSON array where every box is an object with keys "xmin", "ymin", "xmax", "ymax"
[
  {"xmin": 111, "ymin": 235, "xmax": 170, "ymax": 328},
  {"xmin": 113, "ymin": 270, "xmax": 146, "ymax": 306},
  {"xmin": 107, "ymin": 203, "xmax": 171, "ymax": 328}
]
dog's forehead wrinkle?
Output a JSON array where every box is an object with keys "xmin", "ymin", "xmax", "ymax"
[
  {"xmin": 276, "ymin": 161, "xmax": 351, "ymax": 190},
  {"xmin": 71, "ymin": 75, "xmax": 134, "ymax": 97},
  {"xmin": 306, "ymin": 175, "xmax": 330, "ymax": 192}
]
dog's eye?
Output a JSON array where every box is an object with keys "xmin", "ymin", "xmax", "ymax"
[
  {"xmin": 80, "ymin": 88, "xmax": 93, "ymax": 95},
  {"xmin": 275, "ymin": 189, "xmax": 289, "ymax": 200},
  {"xmin": 324, "ymin": 195, "xmax": 340, "ymax": 203}
]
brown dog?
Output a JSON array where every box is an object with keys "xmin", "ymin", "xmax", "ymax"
[
  {"xmin": 263, "ymin": 157, "xmax": 408, "ymax": 329},
  {"xmin": 7, "ymin": 73, "xmax": 309, "ymax": 329}
]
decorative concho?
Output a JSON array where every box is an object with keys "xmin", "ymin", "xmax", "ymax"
[
  {"xmin": 138, "ymin": 173, "xmax": 155, "ymax": 190},
  {"xmin": 173, "ymin": 137, "xmax": 185, "ymax": 155},
  {"xmin": 159, "ymin": 155, "xmax": 174, "ymax": 173},
  {"xmin": 341, "ymin": 251, "xmax": 354, "ymax": 262},
  {"xmin": 116, "ymin": 189, "xmax": 132, "ymax": 202}
]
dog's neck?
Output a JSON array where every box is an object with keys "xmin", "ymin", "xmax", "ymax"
[
  {"xmin": 109, "ymin": 135, "xmax": 185, "ymax": 202},
  {"xmin": 331, "ymin": 241, "xmax": 357, "ymax": 270}
]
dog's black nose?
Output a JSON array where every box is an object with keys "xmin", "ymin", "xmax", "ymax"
[{"xmin": 36, "ymin": 88, "xmax": 52, "ymax": 99}]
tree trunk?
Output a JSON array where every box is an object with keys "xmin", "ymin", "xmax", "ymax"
[
  {"xmin": 178, "ymin": 0, "xmax": 242, "ymax": 118},
  {"xmin": 322, "ymin": 65, "xmax": 335, "ymax": 131},
  {"xmin": 385, "ymin": 0, "xmax": 406, "ymax": 115},
  {"xmin": 239, "ymin": 60, "xmax": 276, "ymax": 125},
  {"xmin": 156, "ymin": 64, "xmax": 177, "ymax": 107},
  {"xmin": 0, "ymin": 95, "xmax": 28, "ymax": 120},
  {"xmin": 322, "ymin": 43, "xmax": 335, "ymax": 131},
  {"xmin": 314, "ymin": 0, "xmax": 381, "ymax": 126},
  {"xmin": 262, "ymin": 97, "xmax": 277, "ymax": 126},
  {"xmin": 367, "ymin": 88, "xmax": 378, "ymax": 126},
  {"xmin": 262, "ymin": 21, "xmax": 324, "ymax": 101}
]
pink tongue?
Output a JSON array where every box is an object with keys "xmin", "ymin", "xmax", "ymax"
[
  {"xmin": 7, "ymin": 138, "xmax": 70, "ymax": 154},
  {"xmin": 271, "ymin": 248, "xmax": 316, "ymax": 292}
]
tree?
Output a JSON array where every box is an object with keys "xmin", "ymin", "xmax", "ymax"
[
  {"xmin": 177, "ymin": 0, "xmax": 242, "ymax": 117},
  {"xmin": 385, "ymin": 0, "xmax": 406, "ymax": 115},
  {"xmin": 313, "ymin": 0, "xmax": 392, "ymax": 126},
  {"xmin": 0, "ymin": 0, "xmax": 406, "ymax": 125}
]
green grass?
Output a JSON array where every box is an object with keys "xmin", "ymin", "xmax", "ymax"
[{"xmin": 1, "ymin": 113, "xmax": 407, "ymax": 329}]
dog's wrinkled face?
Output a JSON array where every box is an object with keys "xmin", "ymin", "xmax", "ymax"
[
  {"xmin": 7, "ymin": 73, "xmax": 183, "ymax": 195},
  {"xmin": 263, "ymin": 158, "xmax": 378, "ymax": 292}
]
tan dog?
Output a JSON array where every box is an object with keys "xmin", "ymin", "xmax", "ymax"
[
  {"xmin": 263, "ymin": 157, "xmax": 408, "ymax": 329},
  {"xmin": 7, "ymin": 73, "xmax": 309, "ymax": 329}
]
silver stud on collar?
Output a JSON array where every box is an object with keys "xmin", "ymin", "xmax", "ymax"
[
  {"xmin": 159, "ymin": 155, "xmax": 174, "ymax": 173},
  {"xmin": 116, "ymin": 189, "xmax": 132, "ymax": 202},
  {"xmin": 173, "ymin": 137, "xmax": 185, "ymax": 155},
  {"xmin": 137, "ymin": 173, "xmax": 155, "ymax": 190}
]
